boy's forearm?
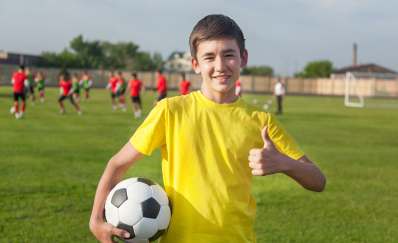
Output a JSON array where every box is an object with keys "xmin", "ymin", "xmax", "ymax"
[{"xmin": 281, "ymin": 155, "xmax": 326, "ymax": 192}]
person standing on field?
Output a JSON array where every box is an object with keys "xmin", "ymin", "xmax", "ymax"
[
  {"xmin": 104, "ymin": 71, "xmax": 120, "ymax": 111},
  {"xmin": 273, "ymin": 78, "xmax": 285, "ymax": 115},
  {"xmin": 35, "ymin": 71, "xmax": 46, "ymax": 102},
  {"xmin": 126, "ymin": 72, "xmax": 145, "ymax": 118},
  {"xmin": 11, "ymin": 65, "xmax": 28, "ymax": 119},
  {"xmin": 79, "ymin": 71, "xmax": 92, "ymax": 102},
  {"xmin": 58, "ymin": 75, "xmax": 82, "ymax": 115},
  {"xmin": 25, "ymin": 67, "xmax": 36, "ymax": 105},
  {"xmin": 179, "ymin": 73, "xmax": 191, "ymax": 95},
  {"xmin": 151, "ymin": 69, "xmax": 167, "ymax": 106},
  {"xmin": 236, "ymin": 80, "xmax": 242, "ymax": 97}
]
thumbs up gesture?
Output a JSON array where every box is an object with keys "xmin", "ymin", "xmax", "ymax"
[{"xmin": 249, "ymin": 126, "xmax": 287, "ymax": 176}]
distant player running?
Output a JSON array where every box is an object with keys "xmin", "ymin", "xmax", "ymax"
[
  {"xmin": 236, "ymin": 80, "xmax": 242, "ymax": 97},
  {"xmin": 59, "ymin": 75, "xmax": 82, "ymax": 115},
  {"xmin": 179, "ymin": 72, "xmax": 191, "ymax": 95},
  {"xmin": 126, "ymin": 72, "xmax": 145, "ymax": 118},
  {"xmin": 35, "ymin": 71, "xmax": 46, "ymax": 102},
  {"xmin": 151, "ymin": 69, "xmax": 167, "ymax": 106},
  {"xmin": 71, "ymin": 74, "xmax": 81, "ymax": 103},
  {"xmin": 25, "ymin": 67, "xmax": 36, "ymax": 105},
  {"xmin": 104, "ymin": 71, "xmax": 120, "ymax": 110},
  {"xmin": 116, "ymin": 71, "xmax": 127, "ymax": 111},
  {"xmin": 79, "ymin": 71, "xmax": 92, "ymax": 101},
  {"xmin": 11, "ymin": 65, "xmax": 28, "ymax": 119}
]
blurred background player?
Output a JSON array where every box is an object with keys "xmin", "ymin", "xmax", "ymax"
[
  {"xmin": 71, "ymin": 73, "xmax": 81, "ymax": 103},
  {"xmin": 35, "ymin": 71, "xmax": 46, "ymax": 102},
  {"xmin": 25, "ymin": 67, "xmax": 36, "ymax": 105},
  {"xmin": 126, "ymin": 72, "xmax": 145, "ymax": 118},
  {"xmin": 59, "ymin": 74, "xmax": 82, "ymax": 115},
  {"xmin": 151, "ymin": 69, "xmax": 167, "ymax": 106},
  {"xmin": 236, "ymin": 80, "xmax": 242, "ymax": 97},
  {"xmin": 79, "ymin": 71, "xmax": 92, "ymax": 102},
  {"xmin": 179, "ymin": 72, "xmax": 190, "ymax": 95},
  {"xmin": 273, "ymin": 78, "xmax": 285, "ymax": 115},
  {"xmin": 11, "ymin": 65, "xmax": 28, "ymax": 119},
  {"xmin": 116, "ymin": 71, "xmax": 127, "ymax": 111},
  {"xmin": 104, "ymin": 71, "xmax": 120, "ymax": 110}
]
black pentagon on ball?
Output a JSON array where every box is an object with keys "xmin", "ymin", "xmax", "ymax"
[
  {"xmin": 137, "ymin": 177, "xmax": 157, "ymax": 186},
  {"xmin": 116, "ymin": 222, "xmax": 135, "ymax": 239},
  {"xmin": 149, "ymin": 229, "xmax": 165, "ymax": 242},
  {"xmin": 111, "ymin": 188, "xmax": 128, "ymax": 208},
  {"xmin": 141, "ymin": 197, "xmax": 161, "ymax": 219}
]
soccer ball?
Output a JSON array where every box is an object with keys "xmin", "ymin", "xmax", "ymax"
[
  {"xmin": 105, "ymin": 177, "xmax": 172, "ymax": 243},
  {"xmin": 267, "ymin": 100, "xmax": 273, "ymax": 105},
  {"xmin": 263, "ymin": 104, "xmax": 269, "ymax": 110},
  {"xmin": 252, "ymin": 99, "xmax": 258, "ymax": 105},
  {"xmin": 10, "ymin": 106, "xmax": 15, "ymax": 114}
]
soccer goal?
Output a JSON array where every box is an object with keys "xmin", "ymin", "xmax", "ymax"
[{"xmin": 344, "ymin": 72, "xmax": 398, "ymax": 108}]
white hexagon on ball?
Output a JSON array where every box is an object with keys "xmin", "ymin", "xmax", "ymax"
[
  {"xmin": 104, "ymin": 203, "xmax": 119, "ymax": 227},
  {"xmin": 156, "ymin": 206, "xmax": 171, "ymax": 230},
  {"xmin": 118, "ymin": 199, "xmax": 143, "ymax": 226},
  {"xmin": 106, "ymin": 178, "xmax": 138, "ymax": 206},
  {"xmin": 126, "ymin": 182, "xmax": 152, "ymax": 203},
  {"xmin": 133, "ymin": 218, "xmax": 159, "ymax": 239},
  {"xmin": 151, "ymin": 185, "xmax": 169, "ymax": 206}
]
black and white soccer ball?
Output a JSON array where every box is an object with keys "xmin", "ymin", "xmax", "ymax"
[{"xmin": 105, "ymin": 177, "xmax": 172, "ymax": 243}]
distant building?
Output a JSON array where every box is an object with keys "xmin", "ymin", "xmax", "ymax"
[
  {"xmin": 0, "ymin": 51, "xmax": 42, "ymax": 66},
  {"xmin": 330, "ymin": 64, "xmax": 398, "ymax": 79},
  {"xmin": 166, "ymin": 51, "xmax": 192, "ymax": 72}
]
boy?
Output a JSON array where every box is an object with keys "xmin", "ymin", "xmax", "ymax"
[
  {"xmin": 151, "ymin": 69, "xmax": 167, "ymax": 106},
  {"xmin": 35, "ymin": 71, "xmax": 46, "ymax": 102},
  {"xmin": 116, "ymin": 71, "xmax": 127, "ymax": 112},
  {"xmin": 179, "ymin": 72, "xmax": 191, "ymax": 95},
  {"xmin": 236, "ymin": 79, "xmax": 242, "ymax": 97},
  {"xmin": 25, "ymin": 67, "xmax": 36, "ymax": 105},
  {"xmin": 104, "ymin": 71, "xmax": 120, "ymax": 110},
  {"xmin": 273, "ymin": 78, "xmax": 285, "ymax": 115},
  {"xmin": 126, "ymin": 72, "xmax": 145, "ymax": 118},
  {"xmin": 58, "ymin": 75, "xmax": 82, "ymax": 115},
  {"xmin": 90, "ymin": 14, "xmax": 325, "ymax": 243},
  {"xmin": 71, "ymin": 74, "xmax": 81, "ymax": 103},
  {"xmin": 79, "ymin": 71, "xmax": 92, "ymax": 101},
  {"xmin": 11, "ymin": 65, "xmax": 28, "ymax": 119}
]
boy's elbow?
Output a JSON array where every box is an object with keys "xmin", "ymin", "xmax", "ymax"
[{"xmin": 312, "ymin": 175, "xmax": 326, "ymax": 192}]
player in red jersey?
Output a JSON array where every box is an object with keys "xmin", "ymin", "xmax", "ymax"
[
  {"xmin": 79, "ymin": 71, "xmax": 92, "ymax": 102},
  {"xmin": 126, "ymin": 72, "xmax": 145, "ymax": 118},
  {"xmin": 151, "ymin": 69, "xmax": 167, "ymax": 106},
  {"xmin": 104, "ymin": 71, "xmax": 121, "ymax": 110},
  {"xmin": 116, "ymin": 71, "xmax": 127, "ymax": 112},
  {"xmin": 11, "ymin": 65, "xmax": 28, "ymax": 119},
  {"xmin": 236, "ymin": 80, "xmax": 242, "ymax": 97},
  {"xmin": 58, "ymin": 75, "xmax": 82, "ymax": 115},
  {"xmin": 179, "ymin": 72, "xmax": 191, "ymax": 95}
]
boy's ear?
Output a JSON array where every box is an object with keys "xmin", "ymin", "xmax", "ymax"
[
  {"xmin": 240, "ymin": 49, "xmax": 248, "ymax": 68},
  {"xmin": 191, "ymin": 58, "xmax": 201, "ymax": 74}
]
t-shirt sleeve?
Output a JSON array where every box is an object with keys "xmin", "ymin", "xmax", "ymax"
[
  {"xmin": 130, "ymin": 100, "xmax": 167, "ymax": 155},
  {"xmin": 267, "ymin": 114, "xmax": 304, "ymax": 160}
]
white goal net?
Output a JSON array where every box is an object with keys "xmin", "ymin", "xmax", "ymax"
[{"xmin": 344, "ymin": 72, "xmax": 398, "ymax": 108}]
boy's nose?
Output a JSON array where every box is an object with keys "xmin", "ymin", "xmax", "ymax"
[{"xmin": 214, "ymin": 56, "xmax": 227, "ymax": 72}]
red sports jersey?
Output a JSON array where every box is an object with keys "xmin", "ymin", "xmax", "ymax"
[
  {"xmin": 156, "ymin": 75, "xmax": 167, "ymax": 95},
  {"xmin": 59, "ymin": 80, "xmax": 72, "ymax": 95},
  {"xmin": 129, "ymin": 79, "xmax": 143, "ymax": 97},
  {"xmin": 109, "ymin": 77, "xmax": 119, "ymax": 92},
  {"xmin": 12, "ymin": 72, "xmax": 28, "ymax": 93},
  {"xmin": 236, "ymin": 80, "xmax": 242, "ymax": 97},
  {"xmin": 180, "ymin": 80, "xmax": 190, "ymax": 95}
]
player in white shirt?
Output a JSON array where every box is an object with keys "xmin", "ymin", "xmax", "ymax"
[{"xmin": 273, "ymin": 78, "xmax": 285, "ymax": 115}]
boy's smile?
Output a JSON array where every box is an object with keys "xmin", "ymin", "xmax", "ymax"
[{"xmin": 192, "ymin": 38, "xmax": 248, "ymax": 103}]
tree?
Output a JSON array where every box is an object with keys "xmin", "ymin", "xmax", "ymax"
[
  {"xmin": 152, "ymin": 52, "xmax": 165, "ymax": 70},
  {"xmin": 70, "ymin": 35, "xmax": 103, "ymax": 68},
  {"xmin": 240, "ymin": 65, "xmax": 273, "ymax": 76},
  {"xmin": 294, "ymin": 60, "xmax": 334, "ymax": 78}
]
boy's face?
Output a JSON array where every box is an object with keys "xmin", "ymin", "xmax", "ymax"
[{"xmin": 192, "ymin": 38, "xmax": 247, "ymax": 94}]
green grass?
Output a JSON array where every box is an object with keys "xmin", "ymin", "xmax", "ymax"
[{"xmin": 0, "ymin": 87, "xmax": 397, "ymax": 242}]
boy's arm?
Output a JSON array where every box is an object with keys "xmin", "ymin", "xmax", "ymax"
[
  {"xmin": 141, "ymin": 85, "xmax": 146, "ymax": 95},
  {"xmin": 249, "ymin": 126, "xmax": 326, "ymax": 192},
  {"xmin": 90, "ymin": 142, "xmax": 145, "ymax": 243}
]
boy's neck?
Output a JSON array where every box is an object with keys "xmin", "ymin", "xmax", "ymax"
[{"xmin": 201, "ymin": 86, "xmax": 238, "ymax": 104}]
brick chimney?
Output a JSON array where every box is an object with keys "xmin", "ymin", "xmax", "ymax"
[{"xmin": 352, "ymin": 43, "xmax": 357, "ymax": 67}]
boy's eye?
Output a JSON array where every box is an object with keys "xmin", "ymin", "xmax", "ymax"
[{"xmin": 205, "ymin": 57, "xmax": 214, "ymax": 60}]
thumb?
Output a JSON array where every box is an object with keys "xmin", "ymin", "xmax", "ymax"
[
  {"xmin": 111, "ymin": 226, "xmax": 131, "ymax": 239},
  {"xmin": 262, "ymin": 126, "xmax": 272, "ymax": 148}
]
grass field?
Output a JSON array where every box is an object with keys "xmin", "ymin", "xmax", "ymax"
[{"xmin": 0, "ymin": 86, "xmax": 397, "ymax": 243}]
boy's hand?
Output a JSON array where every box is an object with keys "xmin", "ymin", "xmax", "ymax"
[
  {"xmin": 249, "ymin": 126, "xmax": 287, "ymax": 176},
  {"xmin": 90, "ymin": 219, "xmax": 130, "ymax": 243}
]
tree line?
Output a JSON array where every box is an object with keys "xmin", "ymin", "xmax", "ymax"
[{"xmin": 40, "ymin": 35, "xmax": 164, "ymax": 71}]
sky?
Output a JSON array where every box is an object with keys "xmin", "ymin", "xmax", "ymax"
[{"xmin": 1, "ymin": 0, "xmax": 397, "ymax": 76}]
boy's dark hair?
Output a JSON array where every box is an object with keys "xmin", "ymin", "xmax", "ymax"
[
  {"xmin": 19, "ymin": 65, "xmax": 25, "ymax": 71},
  {"xmin": 132, "ymin": 72, "xmax": 137, "ymax": 78},
  {"xmin": 118, "ymin": 71, "xmax": 122, "ymax": 75},
  {"xmin": 156, "ymin": 69, "xmax": 162, "ymax": 74},
  {"xmin": 180, "ymin": 72, "xmax": 186, "ymax": 79},
  {"xmin": 189, "ymin": 14, "xmax": 245, "ymax": 62}
]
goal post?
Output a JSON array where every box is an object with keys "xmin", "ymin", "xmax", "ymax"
[{"xmin": 344, "ymin": 72, "xmax": 398, "ymax": 108}]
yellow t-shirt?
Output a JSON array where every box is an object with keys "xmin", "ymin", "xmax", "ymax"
[{"xmin": 130, "ymin": 91, "xmax": 304, "ymax": 243}]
